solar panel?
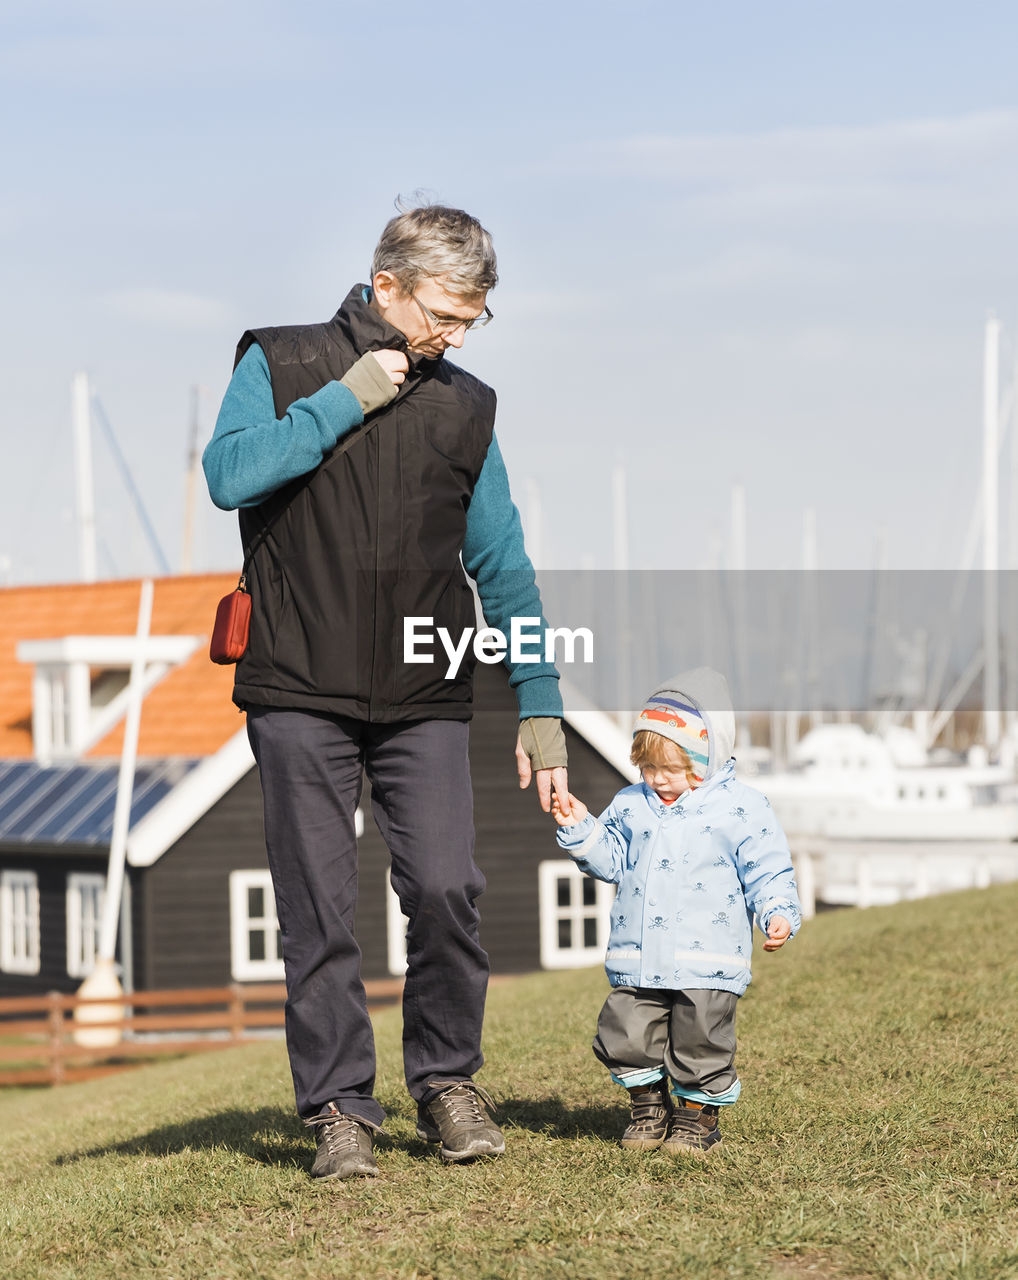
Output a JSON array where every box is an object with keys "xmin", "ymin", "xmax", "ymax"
[
  {"xmin": 4, "ymin": 766, "xmax": 94, "ymax": 839},
  {"xmin": 0, "ymin": 762, "xmax": 45, "ymax": 826},
  {"xmin": 126, "ymin": 765, "xmax": 180, "ymax": 827},
  {"xmin": 60, "ymin": 782, "xmax": 119, "ymax": 843},
  {"xmin": 0, "ymin": 759, "xmax": 201, "ymax": 847},
  {"xmin": 35, "ymin": 768, "xmax": 119, "ymax": 842}
]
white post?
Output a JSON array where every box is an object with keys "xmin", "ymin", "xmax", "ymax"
[
  {"xmin": 984, "ymin": 315, "xmax": 1001, "ymax": 751},
  {"xmin": 97, "ymin": 578, "xmax": 153, "ymax": 962},
  {"xmin": 30, "ymin": 667, "xmax": 53, "ymax": 766},
  {"xmin": 74, "ymin": 579, "xmax": 153, "ymax": 1047},
  {"xmin": 72, "ymin": 372, "xmax": 97, "ymax": 583}
]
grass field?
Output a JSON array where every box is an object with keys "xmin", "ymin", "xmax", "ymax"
[{"xmin": 2, "ymin": 883, "xmax": 1017, "ymax": 1280}]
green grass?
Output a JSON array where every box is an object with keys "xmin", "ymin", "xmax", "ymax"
[{"xmin": 2, "ymin": 885, "xmax": 1017, "ymax": 1280}]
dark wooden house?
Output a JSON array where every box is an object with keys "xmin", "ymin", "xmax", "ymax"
[{"xmin": 0, "ymin": 576, "xmax": 631, "ymax": 998}]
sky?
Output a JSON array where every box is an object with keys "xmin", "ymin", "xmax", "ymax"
[{"xmin": 3, "ymin": 0, "xmax": 1018, "ymax": 583}]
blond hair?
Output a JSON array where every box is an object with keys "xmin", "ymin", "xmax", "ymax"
[{"xmin": 630, "ymin": 730, "xmax": 699, "ymax": 786}]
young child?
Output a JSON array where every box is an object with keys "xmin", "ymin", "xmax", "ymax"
[{"xmin": 552, "ymin": 666, "xmax": 801, "ymax": 1155}]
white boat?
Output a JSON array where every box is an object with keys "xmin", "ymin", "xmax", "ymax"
[
  {"xmin": 744, "ymin": 316, "xmax": 1018, "ymax": 911},
  {"xmin": 750, "ymin": 723, "xmax": 1018, "ymax": 909}
]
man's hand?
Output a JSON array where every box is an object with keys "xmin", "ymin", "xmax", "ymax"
[
  {"xmin": 370, "ymin": 349, "xmax": 409, "ymax": 386},
  {"xmin": 551, "ymin": 792, "xmax": 587, "ymax": 827},
  {"xmin": 515, "ymin": 733, "xmax": 570, "ymax": 816},
  {"xmin": 762, "ymin": 915, "xmax": 791, "ymax": 951}
]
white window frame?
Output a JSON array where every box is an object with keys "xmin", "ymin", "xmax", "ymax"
[
  {"xmin": 538, "ymin": 860, "xmax": 614, "ymax": 970},
  {"xmin": 66, "ymin": 872, "xmax": 105, "ymax": 979},
  {"xmin": 229, "ymin": 870, "xmax": 284, "ymax": 981},
  {"xmin": 16, "ymin": 635, "xmax": 201, "ymax": 763},
  {"xmin": 1, "ymin": 870, "xmax": 41, "ymax": 975}
]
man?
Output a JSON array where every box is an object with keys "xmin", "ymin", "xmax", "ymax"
[{"xmin": 203, "ymin": 204, "xmax": 569, "ymax": 1180}]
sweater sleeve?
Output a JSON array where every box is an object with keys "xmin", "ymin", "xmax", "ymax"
[
  {"xmin": 462, "ymin": 433, "xmax": 564, "ymax": 720},
  {"xmin": 202, "ymin": 344, "xmax": 367, "ymax": 511}
]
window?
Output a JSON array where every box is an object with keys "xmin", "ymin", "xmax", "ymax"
[
  {"xmin": 229, "ymin": 871, "xmax": 284, "ymax": 981},
  {"xmin": 227, "ymin": 811, "xmax": 364, "ymax": 981},
  {"xmin": 538, "ymin": 860, "xmax": 614, "ymax": 970},
  {"xmin": 17, "ymin": 635, "xmax": 201, "ymax": 763},
  {"xmin": 1, "ymin": 870, "xmax": 41, "ymax": 975},
  {"xmin": 66, "ymin": 873, "xmax": 105, "ymax": 979}
]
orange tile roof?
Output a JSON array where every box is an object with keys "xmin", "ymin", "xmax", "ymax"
[{"xmin": 0, "ymin": 575, "xmax": 243, "ymax": 759}]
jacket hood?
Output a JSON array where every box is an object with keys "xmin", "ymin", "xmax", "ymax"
[{"xmin": 637, "ymin": 666, "xmax": 736, "ymax": 781}]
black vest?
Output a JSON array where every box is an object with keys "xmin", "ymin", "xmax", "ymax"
[{"xmin": 232, "ymin": 284, "xmax": 496, "ymax": 722}]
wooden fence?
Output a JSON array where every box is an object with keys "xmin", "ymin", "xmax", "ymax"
[{"xmin": 0, "ymin": 979, "xmax": 404, "ymax": 1087}]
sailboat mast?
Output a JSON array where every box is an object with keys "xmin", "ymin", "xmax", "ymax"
[
  {"xmin": 180, "ymin": 385, "xmax": 201, "ymax": 574},
  {"xmin": 984, "ymin": 315, "xmax": 1001, "ymax": 750},
  {"xmin": 72, "ymin": 371, "xmax": 97, "ymax": 582}
]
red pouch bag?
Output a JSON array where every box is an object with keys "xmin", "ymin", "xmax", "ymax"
[{"xmin": 210, "ymin": 578, "xmax": 251, "ymax": 664}]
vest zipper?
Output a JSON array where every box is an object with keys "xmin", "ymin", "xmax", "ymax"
[{"xmin": 367, "ymin": 423, "xmax": 382, "ymax": 720}]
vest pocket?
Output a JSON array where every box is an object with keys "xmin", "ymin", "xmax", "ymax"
[
  {"xmin": 267, "ymin": 567, "xmax": 304, "ymax": 685},
  {"xmin": 268, "ymin": 564, "xmax": 360, "ymax": 695}
]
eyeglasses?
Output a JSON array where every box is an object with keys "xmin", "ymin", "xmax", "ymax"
[{"xmin": 411, "ymin": 292, "xmax": 493, "ymax": 333}]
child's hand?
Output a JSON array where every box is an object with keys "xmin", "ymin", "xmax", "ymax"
[
  {"xmin": 763, "ymin": 915, "xmax": 791, "ymax": 951},
  {"xmin": 551, "ymin": 793, "xmax": 587, "ymax": 826}
]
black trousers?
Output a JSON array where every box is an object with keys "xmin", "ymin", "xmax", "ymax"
[{"xmin": 246, "ymin": 707, "xmax": 488, "ymax": 1128}]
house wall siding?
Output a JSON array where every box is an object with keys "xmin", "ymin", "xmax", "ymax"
[
  {"xmin": 0, "ymin": 668, "xmax": 627, "ymax": 997},
  {"xmin": 353, "ymin": 668, "xmax": 628, "ymax": 978},
  {"xmin": 467, "ymin": 673, "xmax": 627, "ymax": 976},
  {"xmin": 141, "ymin": 769, "xmax": 268, "ymax": 990}
]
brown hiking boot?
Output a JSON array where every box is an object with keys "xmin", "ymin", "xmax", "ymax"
[
  {"xmin": 662, "ymin": 1098, "xmax": 722, "ymax": 1155},
  {"xmin": 305, "ymin": 1102, "xmax": 379, "ymax": 1180},
  {"xmin": 416, "ymin": 1080, "xmax": 505, "ymax": 1162},
  {"xmin": 620, "ymin": 1080, "xmax": 672, "ymax": 1151}
]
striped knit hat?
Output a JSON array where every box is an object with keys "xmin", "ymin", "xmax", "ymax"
[{"xmin": 634, "ymin": 689, "xmax": 710, "ymax": 783}]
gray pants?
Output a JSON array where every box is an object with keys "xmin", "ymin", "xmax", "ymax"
[
  {"xmin": 592, "ymin": 986, "xmax": 739, "ymax": 1102},
  {"xmin": 246, "ymin": 707, "xmax": 487, "ymax": 1128}
]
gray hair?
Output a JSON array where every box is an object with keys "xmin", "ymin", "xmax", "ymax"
[{"xmin": 371, "ymin": 202, "xmax": 498, "ymax": 297}]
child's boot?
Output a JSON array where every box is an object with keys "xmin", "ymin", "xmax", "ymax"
[
  {"xmin": 662, "ymin": 1098, "xmax": 722, "ymax": 1155},
  {"xmin": 620, "ymin": 1079, "xmax": 672, "ymax": 1150}
]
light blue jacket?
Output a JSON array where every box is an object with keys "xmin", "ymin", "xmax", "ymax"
[{"xmin": 556, "ymin": 669, "xmax": 801, "ymax": 995}]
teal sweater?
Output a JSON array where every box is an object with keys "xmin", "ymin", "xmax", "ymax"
[{"xmin": 203, "ymin": 344, "xmax": 563, "ymax": 719}]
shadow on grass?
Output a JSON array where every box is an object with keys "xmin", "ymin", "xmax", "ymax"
[
  {"xmin": 53, "ymin": 1095, "xmax": 624, "ymax": 1171},
  {"xmin": 52, "ymin": 1103, "xmax": 472, "ymax": 1171},
  {"xmin": 499, "ymin": 1095, "xmax": 624, "ymax": 1141},
  {"xmin": 54, "ymin": 1105, "xmax": 312, "ymax": 1171}
]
